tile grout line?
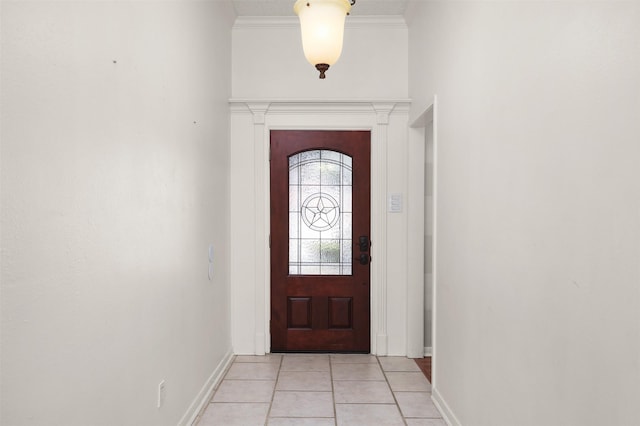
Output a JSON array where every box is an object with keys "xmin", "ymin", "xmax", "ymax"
[
  {"xmin": 329, "ymin": 355, "xmax": 338, "ymax": 426},
  {"xmin": 376, "ymin": 356, "xmax": 410, "ymax": 426},
  {"xmin": 263, "ymin": 355, "xmax": 284, "ymax": 426}
]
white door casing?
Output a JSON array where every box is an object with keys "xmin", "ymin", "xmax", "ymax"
[{"xmin": 229, "ymin": 99, "xmax": 418, "ymax": 356}]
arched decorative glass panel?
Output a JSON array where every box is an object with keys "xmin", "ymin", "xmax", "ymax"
[{"xmin": 289, "ymin": 150, "xmax": 352, "ymax": 275}]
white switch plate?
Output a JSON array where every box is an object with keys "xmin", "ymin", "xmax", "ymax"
[{"xmin": 388, "ymin": 193, "xmax": 403, "ymax": 213}]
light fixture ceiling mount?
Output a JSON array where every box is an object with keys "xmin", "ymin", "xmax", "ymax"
[{"xmin": 294, "ymin": 0, "xmax": 355, "ymax": 79}]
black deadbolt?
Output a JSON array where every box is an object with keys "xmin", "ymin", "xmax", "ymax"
[{"xmin": 359, "ymin": 236, "xmax": 369, "ymax": 252}]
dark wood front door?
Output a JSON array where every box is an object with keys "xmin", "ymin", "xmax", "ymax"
[{"xmin": 270, "ymin": 130, "xmax": 371, "ymax": 352}]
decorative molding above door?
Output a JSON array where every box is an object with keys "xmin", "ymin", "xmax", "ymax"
[{"xmin": 229, "ymin": 99, "xmax": 415, "ymax": 356}]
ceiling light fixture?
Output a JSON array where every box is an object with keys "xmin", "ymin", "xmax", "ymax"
[{"xmin": 294, "ymin": 0, "xmax": 355, "ymax": 79}]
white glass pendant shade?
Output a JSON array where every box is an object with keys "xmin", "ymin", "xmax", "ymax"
[{"xmin": 294, "ymin": 0, "xmax": 351, "ymax": 79}]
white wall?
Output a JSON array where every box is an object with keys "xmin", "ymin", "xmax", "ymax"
[
  {"xmin": 407, "ymin": 1, "xmax": 640, "ymax": 425},
  {"xmin": 0, "ymin": 1, "xmax": 235, "ymax": 425},
  {"xmin": 232, "ymin": 16, "xmax": 408, "ymax": 99}
]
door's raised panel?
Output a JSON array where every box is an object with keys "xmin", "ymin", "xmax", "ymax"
[
  {"xmin": 328, "ymin": 297, "xmax": 353, "ymax": 329},
  {"xmin": 288, "ymin": 297, "xmax": 312, "ymax": 329}
]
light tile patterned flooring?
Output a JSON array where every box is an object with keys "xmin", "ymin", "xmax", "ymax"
[{"xmin": 195, "ymin": 354, "xmax": 445, "ymax": 426}]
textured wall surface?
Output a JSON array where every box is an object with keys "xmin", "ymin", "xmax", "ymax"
[
  {"xmin": 1, "ymin": 1, "xmax": 235, "ymax": 425},
  {"xmin": 407, "ymin": 1, "xmax": 640, "ymax": 425}
]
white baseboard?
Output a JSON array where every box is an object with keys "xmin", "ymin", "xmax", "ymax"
[
  {"xmin": 424, "ymin": 346, "xmax": 432, "ymax": 356},
  {"xmin": 376, "ymin": 333, "xmax": 388, "ymax": 356},
  {"xmin": 432, "ymin": 386, "xmax": 462, "ymax": 426},
  {"xmin": 177, "ymin": 349, "xmax": 234, "ymax": 426},
  {"xmin": 255, "ymin": 333, "xmax": 265, "ymax": 355}
]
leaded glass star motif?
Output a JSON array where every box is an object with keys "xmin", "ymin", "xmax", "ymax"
[{"xmin": 301, "ymin": 193, "xmax": 340, "ymax": 231}]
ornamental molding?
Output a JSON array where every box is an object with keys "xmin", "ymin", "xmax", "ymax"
[{"xmin": 230, "ymin": 99, "xmax": 411, "ymax": 117}]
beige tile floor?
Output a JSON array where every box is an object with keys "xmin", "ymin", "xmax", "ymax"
[{"xmin": 195, "ymin": 354, "xmax": 445, "ymax": 426}]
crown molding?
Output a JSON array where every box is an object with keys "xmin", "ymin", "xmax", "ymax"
[{"xmin": 233, "ymin": 15, "xmax": 407, "ymax": 30}]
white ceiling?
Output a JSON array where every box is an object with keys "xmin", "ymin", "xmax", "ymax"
[{"xmin": 232, "ymin": 0, "xmax": 409, "ymax": 16}]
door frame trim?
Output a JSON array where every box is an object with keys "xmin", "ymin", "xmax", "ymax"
[
  {"xmin": 230, "ymin": 99, "xmax": 411, "ymax": 356},
  {"xmin": 408, "ymin": 98, "xmax": 438, "ymax": 362}
]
